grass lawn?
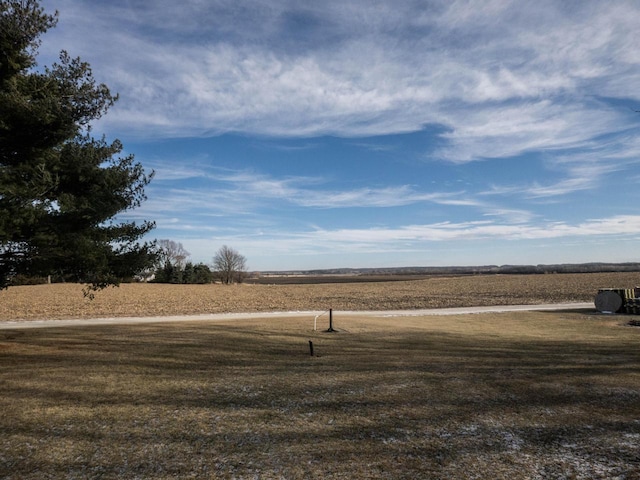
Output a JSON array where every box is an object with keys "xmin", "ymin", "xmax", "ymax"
[{"xmin": 1, "ymin": 310, "xmax": 639, "ymax": 479}]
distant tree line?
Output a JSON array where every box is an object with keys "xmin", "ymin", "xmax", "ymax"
[
  {"xmin": 8, "ymin": 240, "xmax": 249, "ymax": 286},
  {"xmin": 255, "ymin": 263, "xmax": 640, "ymax": 278}
]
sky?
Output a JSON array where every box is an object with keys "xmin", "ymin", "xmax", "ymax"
[{"xmin": 37, "ymin": 0, "xmax": 640, "ymax": 271}]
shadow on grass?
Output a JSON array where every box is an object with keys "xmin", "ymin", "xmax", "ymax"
[{"xmin": 1, "ymin": 318, "xmax": 640, "ymax": 479}]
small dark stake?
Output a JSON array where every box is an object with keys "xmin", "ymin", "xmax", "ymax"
[
  {"xmin": 309, "ymin": 340, "xmax": 314, "ymax": 356},
  {"xmin": 327, "ymin": 308, "xmax": 336, "ymax": 332}
]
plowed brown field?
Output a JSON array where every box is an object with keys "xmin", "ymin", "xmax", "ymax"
[{"xmin": 2, "ymin": 272, "xmax": 638, "ymax": 321}]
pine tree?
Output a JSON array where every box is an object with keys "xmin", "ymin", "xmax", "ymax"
[{"xmin": 0, "ymin": 0, "xmax": 156, "ymax": 292}]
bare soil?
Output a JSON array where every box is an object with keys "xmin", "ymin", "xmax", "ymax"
[{"xmin": 1, "ymin": 272, "xmax": 638, "ymax": 321}]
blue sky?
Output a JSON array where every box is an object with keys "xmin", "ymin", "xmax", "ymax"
[{"xmin": 39, "ymin": 0, "xmax": 640, "ymax": 271}]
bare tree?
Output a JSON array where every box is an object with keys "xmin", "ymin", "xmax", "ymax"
[
  {"xmin": 213, "ymin": 245, "xmax": 247, "ymax": 284},
  {"xmin": 157, "ymin": 239, "xmax": 190, "ymax": 268}
]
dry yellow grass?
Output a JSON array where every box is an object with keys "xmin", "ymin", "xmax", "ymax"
[
  {"xmin": 1, "ymin": 311, "xmax": 639, "ymax": 478},
  {"xmin": 1, "ymin": 272, "xmax": 639, "ymax": 321}
]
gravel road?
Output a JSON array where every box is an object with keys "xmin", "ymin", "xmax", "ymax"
[{"xmin": 0, "ymin": 302, "xmax": 594, "ymax": 329}]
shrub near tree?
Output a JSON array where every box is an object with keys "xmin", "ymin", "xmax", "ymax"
[
  {"xmin": 152, "ymin": 261, "xmax": 213, "ymax": 284},
  {"xmin": 0, "ymin": 0, "xmax": 157, "ymax": 292},
  {"xmin": 151, "ymin": 240, "xmax": 214, "ymax": 284},
  {"xmin": 184, "ymin": 262, "xmax": 214, "ymax": 284}
]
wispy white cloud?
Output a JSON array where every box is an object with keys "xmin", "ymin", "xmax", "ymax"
[
  {"xmin": 146, "ymin": 161, "xmax": 213, "ymax": 181},
  {"xmin": 481, "ymin": 162, "xmax": 616, "ymax": 199},
  {"xmin": 482, "ymin": 208, "xmax": 536, "ymax": 224},
  {"xmin": 435, "ymin": 100, "xmax": 625, "ymax": 162},
  {"xmin": 183, "ymin": 215, "xmax": 640, "ymax": 263},
  {"xmin": 42, "ymin": 0, "xmax": 640, "ymax": 163},
  {"xmin": 135, "ymin": 168, "xmax": 481, "ymax": 220},
  {"xmin": 297, "ymin": 187, "xmax": 475, "ymax": 209},
  {"xmin": 481, "ymin": 133, "xmax": 640, "ymax": 199}
]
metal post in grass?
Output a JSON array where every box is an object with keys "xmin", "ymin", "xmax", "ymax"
[{"xmin": 327, "ymin": 308, "xmax": 336, "ymax": 332}]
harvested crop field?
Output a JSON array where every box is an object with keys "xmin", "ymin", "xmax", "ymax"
[
  {"xmin": 1, "ymin": 272, "xmax": 639, "ymax": 321},
  {"xmin": 1, "ymin": 311, "xmax": 640, "ymax": 479}
]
